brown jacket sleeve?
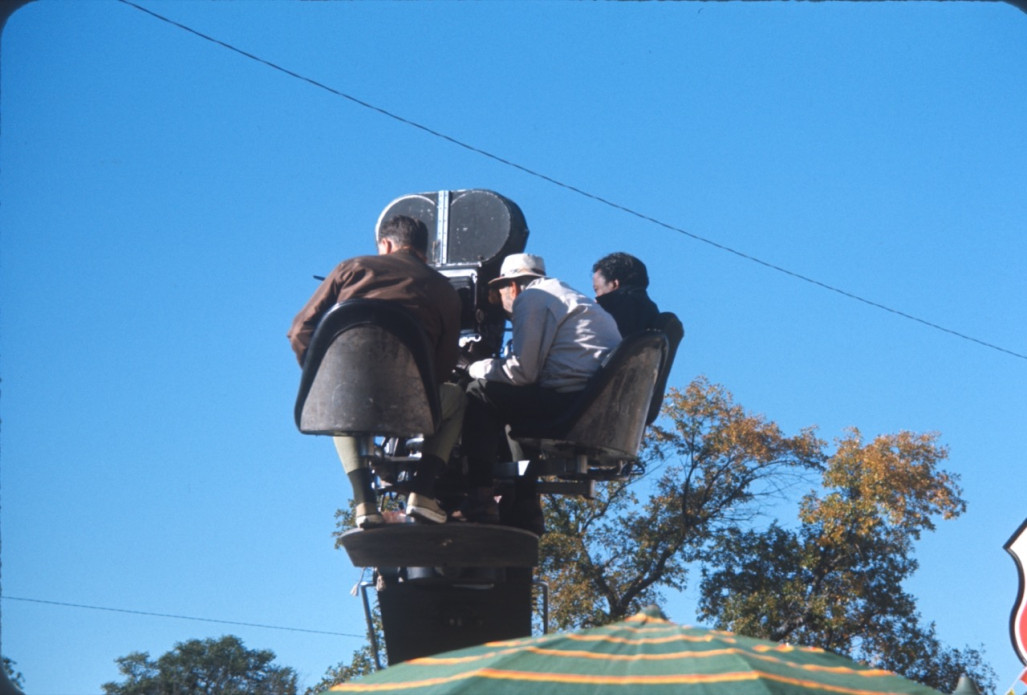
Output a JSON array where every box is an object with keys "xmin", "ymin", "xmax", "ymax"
[{"xmin": 287, "ymin": 261, "xmax": 360, "ymax": 366}]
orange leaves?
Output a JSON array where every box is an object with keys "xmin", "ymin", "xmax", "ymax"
[{"xmin": 802, "ymin": 428, "xmax": 964, "ymax": 545}]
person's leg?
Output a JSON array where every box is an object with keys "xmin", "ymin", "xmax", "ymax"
[
  {"xmin": 462, "ymin": 379, "xmax": 526, "ymax": 488},
  {"xmin": 407, "ymin": 383, "xmax": 466, "ymax": 524},
  {"xmin": 458, "ymin": 379, "xmax": 527, "ymax": 521},
  {"xmin": 502, "ymin": 387, "xmax": 581, "ymax": 536},
  {"xmin": 419, "ymin": 382, "xmax": 465, "ymax": 466},
  {"xmin": 460, "ymin": 380, "xmax": 580, "ymax": 523},
  {"xmin": 333, "ymin": 435, "xmax": 383, "ymax": 529}
]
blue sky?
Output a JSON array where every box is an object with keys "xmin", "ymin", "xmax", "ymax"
[{"xmin": 1, "ymin": 1, "xmax": 1025, "ymax": 693}]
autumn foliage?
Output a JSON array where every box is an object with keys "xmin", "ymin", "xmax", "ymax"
[{"xmin": 539, "ymin": 376, "xmax": 994, "ymax": 693}]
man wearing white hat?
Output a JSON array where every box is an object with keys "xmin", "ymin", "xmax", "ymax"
[{"xmin": 460, "ymin": 253, "xmax": 621, "ymax": 528}]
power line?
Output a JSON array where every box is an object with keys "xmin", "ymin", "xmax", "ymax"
[
  {"xmin": 117, "ymin": 0, "xmax": 1026, "ymax": 362},
  {"xmin": 3, "ymin": 596, "xmax": 365, "ymax": 639}
]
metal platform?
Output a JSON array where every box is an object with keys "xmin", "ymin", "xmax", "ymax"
[{"xmin": 338, "ymin": 523, "xmax": 539, "ymax": 569}]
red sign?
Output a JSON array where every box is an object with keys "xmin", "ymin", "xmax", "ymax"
[{"xmin": 1006, "ymin": 518, "xmax": 1027, "ymax": 666}]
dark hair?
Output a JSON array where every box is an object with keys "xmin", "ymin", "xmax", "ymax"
[
  {"xmin": 592, "ymin": 252, "xmax": 649, "ymax": 289},
  {"xmin": 379, "ymin": 215, "xmax": 429, "ymax": 255}
]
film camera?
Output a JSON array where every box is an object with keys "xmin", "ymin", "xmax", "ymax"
[{"xmin": 374, "ymin": 189, "xmax": 529, "ymax": 363}]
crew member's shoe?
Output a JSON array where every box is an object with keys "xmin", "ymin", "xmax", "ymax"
[
  {"xmin": 455, "ymin": 487, "xmax": 501, "ymax": 524},
  {"xmin": 406, "ymin": 492, "xmax": 448, "ymax": 524},
  {"xmin": 354, "ymin": 501, "xmax": 385, "ymax": 529}
]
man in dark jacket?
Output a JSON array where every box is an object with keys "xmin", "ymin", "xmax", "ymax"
[
  {"xmin": 289, "ymin": 215, "xmax": 463, "ymax": 529},
  {"xmin": 591, "ymin": 252, "xmax": 660, "ymax": 336}
]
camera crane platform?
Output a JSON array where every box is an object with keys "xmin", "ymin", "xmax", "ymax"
[{"xmin": 294, "ymin": 189, "xmax": 681, "ymax": 667}]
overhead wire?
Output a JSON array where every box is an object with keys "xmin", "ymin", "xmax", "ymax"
[
  {"xmin": 117, "ymin": 0, "xmax": 1025, "ymax": 362},
  {"xmin": 2, "ymin": 595, "xmax": 365, "ymax": 639}
]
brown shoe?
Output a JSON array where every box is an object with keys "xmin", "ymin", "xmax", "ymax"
[{"xmin": 454, "ymin": 487, "xmax": 500, "ymax": 524}]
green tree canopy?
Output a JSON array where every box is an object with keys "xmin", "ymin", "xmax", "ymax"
[
  {"xmin": 305, "ymin": 647, "xmax": 376, "ymax": 695},
  {"xmin": 3, "ymin": 656, "xmax": 25, "ymax": 691},
  {"xmin": 304, "ymin": 611, "xmax": 381, "ymax": 695},
  {"xmin": 102, "ymin": 635, "xmax": 297, "ymax": 695}
]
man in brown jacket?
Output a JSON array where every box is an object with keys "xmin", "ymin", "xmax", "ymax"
[{"xmin": 288, "ymin": 215, "xmax": 463, "ymax": 528}]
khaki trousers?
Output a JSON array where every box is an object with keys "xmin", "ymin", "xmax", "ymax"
[{"xmin": 333, "ymin": 382, "xmax": 466, "ymax": 473}]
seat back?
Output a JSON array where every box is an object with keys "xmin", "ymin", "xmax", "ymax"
[
  {"xmin": 511, "ymin": 331, "xmax": 667, "ymax": 462},
  {"xmin": 294, "ymin": 299, "xmax": 440, "ymax": 437},
  {"xmin": 645, "ymin": 312, "xmax": 684, "ymax": 425}
]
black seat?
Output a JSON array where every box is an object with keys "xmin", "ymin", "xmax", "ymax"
[
  {"xmin": 645, "ymin": 312, "xmax": 684, "ymax": 425},
  {"xmin": 294, "ymin": 299, "xmax": 440, "ymax": 438},
  {"xmin": 509, "ymin": 331, "xmax": 668, "ymax": 466}
]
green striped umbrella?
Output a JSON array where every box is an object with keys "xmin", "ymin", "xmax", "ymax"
[{"xmin": 326, "ymin": 607, "xmax": 943, "ymax": 695}]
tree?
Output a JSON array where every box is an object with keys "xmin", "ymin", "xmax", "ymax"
[
  {"xmin": 304, "ymin": 646, "xmax": 376, "ymax": 695},
  {"xmin": 3, "ymin": 656, "xmax": 24, "ymax": 690},
  {"xmin": 102, "ymin": 635, "xmax": 297, "ymax": 695},
  {"xmin": 697, "ymin": 428, "xmax": 995, "ymax": 693},
  {"xmin": 539, "ymin": 376, "xmax": 824, "ymax": 628},
  {"xmin": 304, "ymin": 610, "xmax": 382, "ymax": 695},
  {"xmin": 313, "ymin": 505, "xmax": 388, "ymax": 694},
  {"xmin": 537, "ymin": 377, "xmax": 995, "ymax": 692}
]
